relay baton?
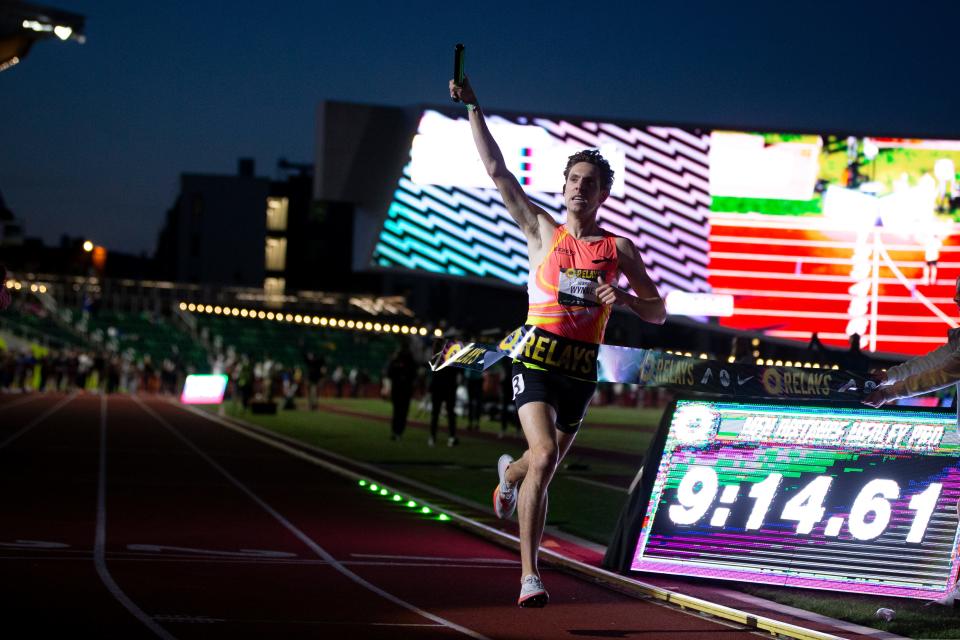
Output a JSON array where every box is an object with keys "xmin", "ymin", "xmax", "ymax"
[{"xmin": 452, "ymin": 43, "xmax": 465, "ymax": 102}]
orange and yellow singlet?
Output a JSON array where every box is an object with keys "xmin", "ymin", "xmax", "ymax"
[{"xmin": 525, "ymin": 224, "xmax": 618, "ymax": 345}]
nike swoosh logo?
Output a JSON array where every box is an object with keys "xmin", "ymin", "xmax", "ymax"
[
  {"xmin": 737, "ymin": 376, "xmax": 753, "ymax": 385},
  {"xmin": 592, "ymin": 257, "xmax": 615, "ymax": 264}
]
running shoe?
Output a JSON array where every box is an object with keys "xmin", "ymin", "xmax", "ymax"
[
  {"xmin": 492, "ymin": 454, "xmax": 517, "ymax": 519},
  {"xmin": 517, "ymin": 574, "xmax": 548, "ymax": 608}
]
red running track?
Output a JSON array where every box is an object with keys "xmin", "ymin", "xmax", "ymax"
[{"xmin": 0, "ymin": 392, "xmax": 764, "ymax": 639}]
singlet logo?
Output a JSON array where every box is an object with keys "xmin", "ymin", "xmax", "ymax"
[
  {"xmin": 558, "ymin": 268, "xmax": 603, "ymax": 306},
  {"xmin": 512, "ymin": 374, "xmax": 525, "ymax": 399}
]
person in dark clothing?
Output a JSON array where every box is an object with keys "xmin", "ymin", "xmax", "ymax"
[
  {"xmin": 0, "ymin": 265, "xmax": 10, "ymax": 311},
  {"xmin": 386, "ymin": 345, "xmax": 417, "ymax": 440},
  {"xmin": 498, "ymin": 358, "xmax": 521, "ymax": 438},
  {"xmin": 429, "ymin": 365, "xmax": 459, "ymax": 446},
  {"xmin": 303, "ymin": 350, "xmax": 326, "ymax": 409},
  {"xmin": 807, "ymin": 332, "xmax": 825, "ymax": 353},
  {"xmin": 236, "ymin": 356, "xmax": 254, "ymax": 410},
  {"xmin": 844, "ymin": 333, "xmax": 871, "ymax": 372},
  {"xmin": 465, "ymin": 366, "xmax": 484, "ymax": 431}
]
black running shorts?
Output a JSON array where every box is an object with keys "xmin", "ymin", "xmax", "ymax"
[{"xmin": 510, "ymin": 361, "xmax": 597, "ymax": 434}]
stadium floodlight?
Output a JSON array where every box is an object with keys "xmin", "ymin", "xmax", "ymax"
[
  {"xmin": 0, "ymin": 2, "xmax": 86, "ymax": 72},
  {"xmin": 82, "ymin": 240, "xmax": 93, "ymax": 252}
]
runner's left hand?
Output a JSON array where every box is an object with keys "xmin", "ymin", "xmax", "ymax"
[{"xmin": 596, "ymin": 275, "xmax": 625, "ymax": 306}]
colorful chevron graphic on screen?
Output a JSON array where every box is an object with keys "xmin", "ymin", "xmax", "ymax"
[{"xmin": 372, "ymin": 111, "xmax": 960, "ymax": 356}]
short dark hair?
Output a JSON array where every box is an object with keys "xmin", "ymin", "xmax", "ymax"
[{"xmin": 563, "ymin": 149, "xmax": 614, "ymax": 192}]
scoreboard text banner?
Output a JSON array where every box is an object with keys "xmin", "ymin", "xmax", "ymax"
[{"xmin": 630, "ymin": 400, "xmax": 960, "ymax": 599}]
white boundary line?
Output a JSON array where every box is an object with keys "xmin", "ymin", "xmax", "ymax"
[
  {"xmin": 0, "ymin": 393, "xmax": 47, "ymax": 413},
  {"xmin": 131, "ymin": 396, "xmax": 490, "ymax": 640},
  {"xmin": 172, "ymin": 402, "xmax": 865, "ymax": 640},
  {"xmin": 0, "ymin": 392, "xmax": 76, "ymax": 450},
  {"xmin": 567, "ymin": 476, "xmax": 627, "ymax": 493},
  {"xmin": 95, "ymin": 395, "xmax": 177, "ymax": 639}
]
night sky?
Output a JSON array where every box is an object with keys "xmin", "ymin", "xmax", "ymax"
[{"xmin": 2, "ymin": 0, "xmax": 959, "ymax": 256}]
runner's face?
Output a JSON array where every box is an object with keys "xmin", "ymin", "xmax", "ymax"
[{"xmin": 563, "ymin": 162, "xmax": 608, "ymax": 216}]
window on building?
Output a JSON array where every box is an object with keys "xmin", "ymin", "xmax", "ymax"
[
  {"xmin": 264, "ymin": 277, "xmax": 286, "ymax": 296},
  {"xmin": 266, "ymin": 197, "xmax": 289, "ymax": 232},
  {"xmin": 265, "ymin": 237, "xmax": 287, "ymax": 271}
]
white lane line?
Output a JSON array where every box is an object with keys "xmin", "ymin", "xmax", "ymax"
[
  {"xmin": 133, "ymin": 396, "xmax": 490, "ymax": 640},
  {"xmin": 566, "ymin": 476, "xmax": 627, "ymax": 493},
  {"xmin": 179, "ymin": 403, "xmax": 494, "ymax": 515},
  {"xmin": 0, "ymin": 539, "xmax": 70, "ymax": 549},
  {"xmin": 0, "ymin": 393, "xmax": 47, "ymax": 413},
  {"xmin": 126, "ymin": 543, "xmax": 296, "ymax": 558},
  {"xmin": 0, "ymin": 555, "xmax": 521, "ymax": 570},
  {"xmin": 352, "ymin": 553, "xmax": 519, "ymax": 565},
  {"xmin": 0, "ymin": 393, "xmax": 76, "ymax": 450},
  {"xmin": 95, "ymin": 394, "xmax": 177, "ymax": 640},
  {"xmin": 152, "ymin": 616, "xmax": 444, "ymax": 628}
]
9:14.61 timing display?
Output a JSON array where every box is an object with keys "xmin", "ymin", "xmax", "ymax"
[{"xmin": 669, "ymin": 465, "xmax": 942, "ymax": 543}]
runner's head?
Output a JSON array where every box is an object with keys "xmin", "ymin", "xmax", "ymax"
[
  {"xmin": 562, "ymin": 150, "xmax": 613, "ymax": 218},
  {"xmin": 563, "ymin": 149, "xmax": 614, "ymax": 192}
]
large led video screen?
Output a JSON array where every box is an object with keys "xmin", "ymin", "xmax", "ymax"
[
  {"xmin": 630, "ymin": 399, "xmax": 960, "ymax": 600},
  {"xmin": 371, "ymin": 109, "xmax": 960, "ymax": 356}
]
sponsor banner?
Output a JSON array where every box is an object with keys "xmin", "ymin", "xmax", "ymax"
[
  {"xmin": 497, "ymin": 325, "xmax": 599, "ymax": 380},
  {"xmin": 430, "ymin": 334, "xmax": 875, "ymax": 401}
]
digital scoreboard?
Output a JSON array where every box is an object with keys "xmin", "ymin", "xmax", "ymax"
[
  {"xmin": 371, "ymin": 107, "xmax": 960, "ymax": 356},
  {"xmin": 180, "ymin": 374, "xmax": 228, "ymax": 405},
  {"xmin": 630, "ymin": 400, "xmax": 960, "ymax": 599}
]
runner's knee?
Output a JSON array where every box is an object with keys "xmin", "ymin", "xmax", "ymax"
[{"xmin": 527, "ymin": 445, "xmax": 558, "ymax": 479}]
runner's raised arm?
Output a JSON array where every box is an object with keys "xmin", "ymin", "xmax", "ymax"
[{"xmin": 449, "ymin": 77, "xmax": 555, "ymax": 251}]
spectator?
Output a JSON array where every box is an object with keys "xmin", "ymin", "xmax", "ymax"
[
  {"xmin": 332, "ymin": 365, "xmax": 345, "ymax": 398},
  {"xmin": 465, "ymin": 366, "xmax": 483, "ymax": 431},
  {"xmin": 236, "ymin": 356, "xmax": 254, "ymax": 410},
  {"xmin": 844, "ymin": 333, "xmax": 871, "ymax": 372},
  {"xmin": 348, "ymin": 367, "xmax": 359, "ymax": 397},
  {"xmin": 0, "ymin": 265, "xmax": 10, "ymax": 311},
  {"xmin": 429, "ymin": 365, "xmax": 459, "ymax": 447},
  {"xmin": 807, "ymin": 332, "xmax": 825, "ymax": 353},
  {"xmin": 303, "ymin": 349, "xmax": 326, "ymax": 409},
  {"xmin": 386, "ymin": 344, "xmax": 417, "ymax": 441},
  {"xmin": 498, "ymin": 358, "xmax": 521, "ymax": 438}
]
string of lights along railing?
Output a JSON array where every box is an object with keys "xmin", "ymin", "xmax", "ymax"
[
  {"xmin": 4, "ymin": 280, "xmax": 49, "ymax": 294},
  {"xmin": 1, "ymin": 283, "xmax": 844, "ymax": 366},
  {"xmin": 664, "ymin": 349, "xmax": 840, "ymax": 372},
  {"xmin": 178, "ymin": 301, "xmax": 441, "ymax": 337}
]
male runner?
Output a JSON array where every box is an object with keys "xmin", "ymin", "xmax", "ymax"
[
  {"xmin": 0, "ymin": 266, "xmax": 10, "ymax": 311},
  {"xmin": 863, "ymin": 275, "xmax": 960, "ymax": 409},
  {"xmin": 449, "ymin": 76, "xmax": 666, "ymax": 607}
]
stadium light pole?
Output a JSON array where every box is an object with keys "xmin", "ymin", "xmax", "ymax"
[{"xmin": 0, "ymin": 2, "xmax": 86, "ymax": 72}]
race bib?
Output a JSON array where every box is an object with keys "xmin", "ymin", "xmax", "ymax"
[{"xmin": 558, "ymin": 268, "xmax": 604, "ymax": 307}]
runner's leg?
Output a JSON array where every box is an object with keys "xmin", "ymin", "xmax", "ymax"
[
  {"xmin": 516, "ymin": 401, "xmax": 558, "ymax": 579},
  {"xmin": 505, "ymin": 429, "xmax": 577, "ymax": 485}
]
